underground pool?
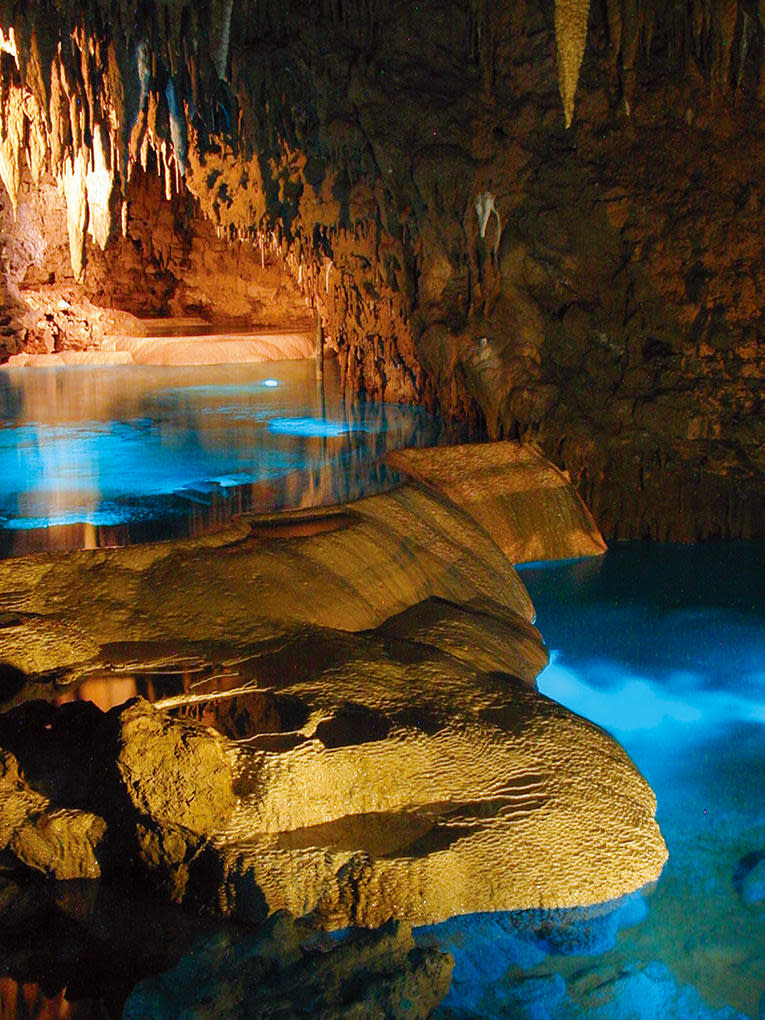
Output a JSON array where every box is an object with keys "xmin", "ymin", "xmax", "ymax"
[
  {"xmin": 416, "ymin": 541, "xmax": 765, "ymax": 1019},
  {"xmin": 0, "ymin": 358, "xmax": 466, "ymax": 556}
]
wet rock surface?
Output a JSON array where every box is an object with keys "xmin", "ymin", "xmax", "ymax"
[
  {"xmin": 0, "ymin": 453, "xmax": 666, "ymax": 930},
  {"xmin": 386, "ymin": 442, "xmax": 607, "ymax": 563}
]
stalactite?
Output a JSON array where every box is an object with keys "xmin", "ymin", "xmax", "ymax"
[
  {"xmin": 0, "ymin": 85, "xmax": 24, "ymax": 217},
  {"xmin": 60, "ymin": 150, "xmax": 88, "ymax": 279},
  {"xmin": 554, "ymin": 0, "xmax": 591, "ymax": 127},
  {"xmin": 714, "ymin": 0, "xmax": 738, "ymax": 88},
  {"xmin": 85, "ymin": 124, "xmax": 114, "ymax": 250},
  {"xmin": 212, "ymin": 0, "xmax": 235, "ymax": 80}
]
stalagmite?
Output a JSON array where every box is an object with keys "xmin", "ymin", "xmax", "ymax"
[
  {"xmin": 554, "ymin": 0, "xmax": 591, "ymax": 127},
  {"xmin": 60, "ymin": 151, "xmax": 88, "ymax": 279}
]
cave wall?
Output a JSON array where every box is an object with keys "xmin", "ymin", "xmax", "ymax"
[{"xmin": 0, "ymin": 0, "xmax": 762, "ymax": 538}]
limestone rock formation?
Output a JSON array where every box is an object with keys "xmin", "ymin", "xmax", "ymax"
[
  {"xmin": 0, "ymin": 478, "xmax": 535, "ymax": 683},
  {"xmin": 0, "ymin": 452, "xmax": 666, "ymax": 926},
  {"xmin": 386, "ymin": 442, "xmax": 607, "ymax": 563},
  {"xmin": 210, "ymin": 623, "xmax": 666, "ymax": 928},
  {"xmin": 555, "ymin": 0, "xmax": 592, "ymax": 127},
  {"xmin": 110, "ymin": 698, "xmax": 236, "ymax": 836},
  {"xmin": 0, "ymin": 748, "xmax": 106, "ymax": 880}
]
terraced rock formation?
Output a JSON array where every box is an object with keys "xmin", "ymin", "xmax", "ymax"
[{"xmin": 0, "ymin": 443, "xmax": 667, "ymax": 929}]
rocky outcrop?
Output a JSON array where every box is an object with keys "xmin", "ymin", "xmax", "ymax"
[
  {"xmin": 0, "ymin": 449, "xmax": 667, "ymax": 926},
  {"xmin": 386, "ymin": 442, "xmax": 607, "ymax": 563},
  {"xmin": 0, "ymin": 747, "xmax": 105, "ymax": 880},
  {"xmin": 0, "ymin": 697, "xmax": 236, "ymax": 888}
]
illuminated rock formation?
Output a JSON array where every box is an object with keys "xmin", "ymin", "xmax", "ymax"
[
  {"xmin": 555, "ymin": 0, "xmax": 591, "ymax": 127},
  {"xmin": 0, "ymin": 448, "xmax": 666, "ymax": 925},
  {"xmin": 386, "ymin": 442, "xmax": 607, "ymax": 563}
]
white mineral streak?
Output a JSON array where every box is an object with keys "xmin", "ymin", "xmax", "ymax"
[
  {"xmin": 60, "ymin": 151, "xmax": 88, "ymax": 279},
  {"xmin": 0, "ymin": 26, "xmax": 18, "ymax": 63},
  {"xmin": 213, "ymin": 0, "xmax": 235, "ymax": 79},
  {"xmin": 85, "ymin": 126, "xmax": 114, "ymax": 250},
  {"xmin": 474, "ymin": 191, "xmax": 502, "ymax": 259}
]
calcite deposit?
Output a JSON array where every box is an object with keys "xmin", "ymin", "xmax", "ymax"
[
  {"xmin": 386, "ymin": 442, "xmax": 607, "ymax": 563},
  {"xmin": 0, "ymin": 445, "xmax": 667, "ymax": 929}
]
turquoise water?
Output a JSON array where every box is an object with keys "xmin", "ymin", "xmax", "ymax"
[
  {"xmin": 420, "ymin": 542, "xmax": 765, "ymax": 1019},
  {"xmin": 0, "ymin": 359, "xmax": 464, "ymax": 556}
]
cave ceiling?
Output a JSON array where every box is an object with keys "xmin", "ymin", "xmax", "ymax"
[{"xmin": 0, "ymin": 0, "xmax": 762, "ymax": 540}]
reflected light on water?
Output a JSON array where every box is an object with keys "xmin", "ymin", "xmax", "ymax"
[
  {"xmin": 0, "ymin": 359, "xmax": 472, "ymax": 556},
  {"xmin": 423, "ymin": 543, "xmax": 765, "ymax": 1020},
  {"xmin": 539, "ymin": 651, "xmax": 765, "ymax": 736}
]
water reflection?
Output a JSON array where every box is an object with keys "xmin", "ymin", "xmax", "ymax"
[
  {"xmin": 420, "ymin": 542, "xmax": 765, "ymax": 1019},
  {"xmin": 0, "ymin": 360, "xmax": 470, "ymax": 556}
]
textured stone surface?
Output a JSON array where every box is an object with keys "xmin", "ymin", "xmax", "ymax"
[
  {"xmin": 0, "ymin": 749, "xmax": 106, "ymax": 880},
  {"xmin": 211, "ymin": 631, "xmax": 666, "ymax": 928},
  {"xmin": 0, "ymin": 458, "xmax": 666, "ymax": 925},
  {"xmin": 112, "ymin": 698, "xmax": 235, "ymax": 836},
  {"xmin": 0, "ymin": 479, "xmax": 535, "ymax": 682},
  {"xmin": 386, "ymin": 442, "xmax": 607, "ymax": 563}
]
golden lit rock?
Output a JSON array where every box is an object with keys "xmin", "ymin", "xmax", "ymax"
[
  {"xmin": 211, "ymin": 628, "xmax": 666, "ymax": 927},
  {"xmin": 555, "ymin": 0, "xmax": 591, "ymax": 127},
  {"xmin": 386, "ymin": 442, "xmax": 607, "ymax": 563},
  {"xmin": 0, "ymin": 460, "xmax": 666, "ymax": 926}
]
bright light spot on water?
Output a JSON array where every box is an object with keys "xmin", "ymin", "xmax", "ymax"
[
  {"xmin": 267, "ymin": 416, "xmax": 367, "ymax": 437},
  {"xmin": 0, "ymin": 361, "xmax": 468, "ymax": 552}
]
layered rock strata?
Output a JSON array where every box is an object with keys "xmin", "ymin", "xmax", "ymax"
[{"xmin": 0, "ymin": 444, "xmax": 667, "ymax": 929}]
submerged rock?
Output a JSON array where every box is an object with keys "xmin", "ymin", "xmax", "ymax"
[
  {"xmin": 741, "ymin": 857, "xmax": 765, "ymax": 905},
  {"xmin": 123, "ymin": 913, "xmax": 453, "ymax": 1020}
]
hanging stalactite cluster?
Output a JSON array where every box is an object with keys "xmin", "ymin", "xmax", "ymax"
[
  {"xmin": 0, "ymin": 0, "xmax": 761, "ymax": 286},
  {"xmin": 556, "ymin": 0, "xmax": 765, "ymax": 125}
]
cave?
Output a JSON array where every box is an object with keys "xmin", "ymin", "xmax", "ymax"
[{"xmin": 0, "ymin": 2, "xmax": 763, "ymax": 1018}]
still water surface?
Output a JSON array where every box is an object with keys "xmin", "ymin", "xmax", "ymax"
[
  {"xmin": 420, "ymin": 542, "xmax": 765, "ymax": 1019},
  {"xmin": 0, "ymin": 359, "xmax": 464, "ymax": 556}
]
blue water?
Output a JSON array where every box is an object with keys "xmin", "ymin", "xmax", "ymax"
[
  {"xmin": 419, "ymin": 542, "xmax": 765, "ymax": 1019},
  {"xmin": 0, "ymin": 359, "xmax": 466, "ymax": 556}
]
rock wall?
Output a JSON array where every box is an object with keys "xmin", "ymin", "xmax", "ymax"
[{"xmin": 0, "ymin": 1, "xmax": 761, "ymax": 538}]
